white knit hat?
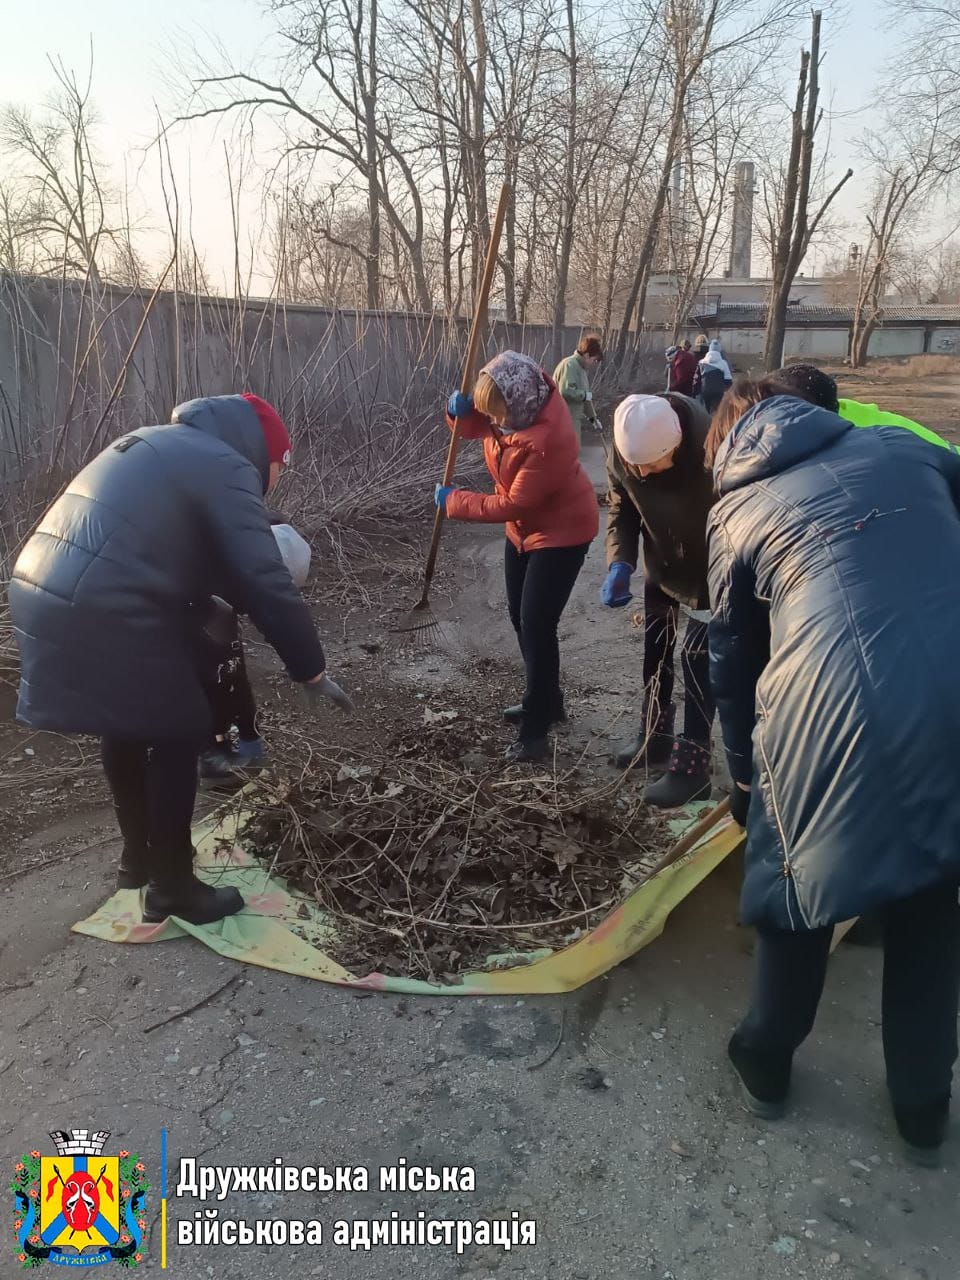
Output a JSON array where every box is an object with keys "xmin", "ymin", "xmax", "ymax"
[{"xmin": 613, "ymin": 395, "xmax": 682, "ymax": 466}]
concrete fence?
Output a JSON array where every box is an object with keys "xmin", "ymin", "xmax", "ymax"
[{"xmin": 0, "ymin": 274, "xmax": 660, "ymax": 472}]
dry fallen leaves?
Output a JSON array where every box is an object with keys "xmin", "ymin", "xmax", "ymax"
[{"xmin": 242, "ymin": 715, "xmax": 667, "ymax": 981}]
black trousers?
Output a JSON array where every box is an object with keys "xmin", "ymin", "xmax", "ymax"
[
  {"xmin": 643, "ymin": 580, "xmax": 714, "ymax": 744},
  {"xmin": 101, "ymin": 738, "xmax": 200, "ymax": 868},
  {"xmin": 504, "ymin": 540, "xmax": 590, "ymax": 739},
  {"xmin": 736, "ymin": 881, "xmax": 960, "ymax": 1107},
  {"xmin": 198, "ymin": 631, "xmax": 258, "ymax": 743}
]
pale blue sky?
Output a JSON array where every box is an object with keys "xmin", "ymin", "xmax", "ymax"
[{"xmin": 1, "ymin": 0, "xmax": 891, "ymax": 288}]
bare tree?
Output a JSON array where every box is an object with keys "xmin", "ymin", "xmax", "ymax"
[
  {"xmin": 890, "ymin": 0, "xmax": 960, "ymax": 173},
  {"xmin": 659, "ymin": 64, "xmax": 759, "ymax": 338},
  {"xmin": 179, "ymin": 0, "xmax": 439, "ymax": 311},
  {"xmin": 848, "ymin": 106, "xmax": 944, "ymax": 365},
  {"xmin": 892, "ymin": 237, "xmax": 960, "ymax": 303},
  {"xmin": 0, "ymin": 181, "xmax": 35, "ymax": 273},
  {"xmin": 762, "ymin": 10, "xmax": 852, "ymax": 368},
  {"xmin": 614, "ymin": 0, "xmax": 807, "ymax": 363},
  {"xmin": 0, "ymin": 52, "xmax": 120, "ymax": 283}
]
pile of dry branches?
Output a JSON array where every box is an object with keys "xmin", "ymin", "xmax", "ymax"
[{"xmin": 241, "ymin": 722, "xmax": 667, "ymax": 981}]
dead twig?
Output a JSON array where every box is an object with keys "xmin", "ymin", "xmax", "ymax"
[
  {"xmin": 142, "ymin": 972, "xmax": 242, "ymax": 1034},
  {"xmin": 527, "ymin": 1007, "xmax": 566, "ymax": 1072}
]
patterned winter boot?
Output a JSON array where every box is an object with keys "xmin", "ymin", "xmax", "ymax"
[
  {"xmin": 612, "ymin": 704, "xmax": 675, "ymax": 772},
  {"xmin": 644, "ymin": 739, "xmax": 712, "ymax": 808}
]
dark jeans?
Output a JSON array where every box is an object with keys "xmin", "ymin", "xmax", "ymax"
[
  {"xmin": 736, "ymin": 881, "xmax": 960, "ymax": 1107},
  {"xmin": 643, "ymin": 580, "xmax": 714, "ymax": 744},
  {"xmin": 504, "ymin": 540, "xmax": 590, "ymax": 739},
  {"xmin": 101, "ymin": 738, "xmax": 200, "ymax": 865}
]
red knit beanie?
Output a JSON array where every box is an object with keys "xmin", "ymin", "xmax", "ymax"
[{"xmin": 242, "ymin": 393, "xmax": 291, "ymax": 466}]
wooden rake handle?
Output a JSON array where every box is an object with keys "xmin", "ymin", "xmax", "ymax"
[
  {"xmin": 644, "ymin": 795, "xmax": 733, "ymax": 880},
  {"xmin": 419, "ymin": 183, "xmax": 511, "ymax": 598}
]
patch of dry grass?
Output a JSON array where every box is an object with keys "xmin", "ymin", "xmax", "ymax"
[{"xmin": 864, "ymin": 354, "xmax": 960, "ymax": 380}]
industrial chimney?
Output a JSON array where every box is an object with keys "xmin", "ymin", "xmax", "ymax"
[{"xmin": 728, "ymin": 161, "xmax": 755, "ymax": 280}]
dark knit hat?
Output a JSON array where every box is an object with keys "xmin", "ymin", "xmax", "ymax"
[{"xmin": 773, "ymin": 364, "xmax": 840, "ymax": 413}]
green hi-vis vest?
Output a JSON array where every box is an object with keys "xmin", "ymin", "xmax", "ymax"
[{"xmin": 838, "ymin": 398, "xmax": 960, "ymax": 454}]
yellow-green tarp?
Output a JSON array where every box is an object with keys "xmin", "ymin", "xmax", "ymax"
[{"xmin": 73, "ymin": 805, "xmax": 744, "ymax": 996}]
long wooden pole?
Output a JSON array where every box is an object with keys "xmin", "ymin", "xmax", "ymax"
[{"xmin": 415, "ymin": 182, "xmax": 510, "ymax": 606}]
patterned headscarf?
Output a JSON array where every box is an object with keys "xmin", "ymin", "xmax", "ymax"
[{"xmin": 480, "ymin": 350, "xmax": 550, "ymax": 431}]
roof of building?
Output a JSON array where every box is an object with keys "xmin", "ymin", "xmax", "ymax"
[{"xmin": 689, "ymin": 302, "xmax": 960, "ymax": 326}]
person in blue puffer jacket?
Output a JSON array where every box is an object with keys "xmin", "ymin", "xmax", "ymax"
[
  {"xmin": 8, "ymin": 395, "xmax": 351, "ymax": 927},
  {"xmin": 705, "ymin": 378, "xmax": 960, "ymax": 1165}
]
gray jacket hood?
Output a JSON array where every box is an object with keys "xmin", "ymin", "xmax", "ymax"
[{"xmin": 171, "ymin": 395, "xmax": 269, "ymax": 491}]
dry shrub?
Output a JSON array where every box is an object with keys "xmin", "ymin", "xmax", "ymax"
[{"xmin": 868, "ymin": 354, "xmax": 960, "ymax": 380}]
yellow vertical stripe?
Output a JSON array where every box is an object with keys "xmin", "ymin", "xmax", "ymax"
[{"xmin": 160, "ymin": 1199, "xmax": 167, "ymax": 1269}]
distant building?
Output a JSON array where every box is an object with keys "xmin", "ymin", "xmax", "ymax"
[
  {"xmin": 688, "ymin": 302, "xmax": 960, "ymax": 360},
  {"xmin": 646, "ymin": 273, "xmax": 836, "ymax": 323}
]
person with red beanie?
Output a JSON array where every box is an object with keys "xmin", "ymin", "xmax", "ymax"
[
  {"xmin": 9, "ymin": 393, "xmax": 352, "ymax": 927},
  {"xmin": 243, "ymin": 393, "xmax": 292, "ymax": 470}
]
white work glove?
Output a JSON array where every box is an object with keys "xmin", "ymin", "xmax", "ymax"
[
  {"xmin": 304, "ymin": 673, "xmax": 355, "ymax": 715},
  {"xmin": 585, "ymin": 391, "xmax": 593, "ymax": 401},
  {"xmin": 593, "ymin": 418, "xmax": 604, "ymax": 432}
]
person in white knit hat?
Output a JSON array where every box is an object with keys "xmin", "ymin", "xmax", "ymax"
[{"xmin": 601, "ymin": 391, "xmax": 718, "ymax": 807}]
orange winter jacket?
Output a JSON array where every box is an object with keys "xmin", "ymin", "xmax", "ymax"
[{"xmin": 445, "ymin": 381, "xmax": 599, "ymax": 552}]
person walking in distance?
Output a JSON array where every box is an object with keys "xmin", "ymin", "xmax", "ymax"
[
  {"xmin": 554, "ymin": 335, "xmax": 603, "ymax": 446},
  {"xmin": 669, "ymin": 341, "xmax": 699, "ymax": 397},
  {"xmin": 601, "ymin": 392, "xmax": 716, "ymax": 807},
  {"xmin": 9, "ymin": 394, "xmax": 352, "ymax": 926},
  {"xmin": 437, "ymin": 351, "xmax": 598, "ymax": 762},
  {"xmin": 693, "ymin": 339, "xmax": 733, "ymax": 413}
]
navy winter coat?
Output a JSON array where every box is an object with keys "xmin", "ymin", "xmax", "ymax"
[
  {"xmin": 708, "ymin": 395, "xmax": 960, "ymax": 931},
  {"xmin": 9, "ymin": 396, "xmax": 325, "ymax": 741}
]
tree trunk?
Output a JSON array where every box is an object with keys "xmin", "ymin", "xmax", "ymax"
[
  {"xmin": 468, "ymin": 0, "xmax": 489, "ymax": 307},
  {"xmin": 762, "ymin": 37, "xmax": 811, "ymax": 370},
  {"xmin": 364, "ymin": 0, "xmax": 382, "ymax": 309},
  {"xmin": 615, "ymin": 83, "xmax": 686, "ymax": 362},
  {"xmin": 551, "ymin": 0, "xmax": 578, "ymax": 363},
  {"xmin": 502, "ymin": 155, "xmax": 518, "ymax": 323}
]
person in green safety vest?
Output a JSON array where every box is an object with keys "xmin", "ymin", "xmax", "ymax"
[{"xmin": 774, "ymin": 364, "xmax": 960, "ymax": 453}]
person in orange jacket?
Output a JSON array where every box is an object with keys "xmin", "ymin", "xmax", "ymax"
[{"xmin": 437, "ymin": 351, "xmax": 599, "ymax": 762}]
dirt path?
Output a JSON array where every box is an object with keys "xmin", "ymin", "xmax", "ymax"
[{"xmin": 2, "ymin": 384, "xmax": 959, "ymax": 1278}]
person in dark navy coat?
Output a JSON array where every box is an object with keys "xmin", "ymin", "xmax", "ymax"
[
  {"xmin": 9, "ymin": 395, "xmax": 350, "ymax": 925},
  {"xmin": 705, "ymin": 379, "xmax": 960, "ymax": 1164}
]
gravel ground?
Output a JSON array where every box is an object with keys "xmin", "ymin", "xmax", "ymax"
[{"xmin": 2, "ymin": 379, "xmax": 959, "ymax": 1278}]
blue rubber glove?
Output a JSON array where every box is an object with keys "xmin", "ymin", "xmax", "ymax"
[
  {"xmin": 600, "ymin": 561, "xmax": 633, "ymax": 607},
  {"xmin": 435, "ymin": 484, "xmax": 456, "ymax": 512},
  {"xmin": 447, "ymin": 391, "xmax": 473, "ymax": 419}
]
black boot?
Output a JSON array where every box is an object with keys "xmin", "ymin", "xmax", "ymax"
[
  {"xmin": 892, "ymin": 1097, "xmax": 950, "ymax": 1167},
  {"xmin": 612, "ymin": 704, "xmax": 675, "ymax": 771},
  {"xmin": 113, "ymin": 801, "xmax": 150, "ymax": 890},
  {"xmin": 503, "ymin": 703, "xmax": 566, "ymax": 727},
  {"xmin": 504, "ymin": 736, "xmax": 550, "ymax": 764},
  {"xmin": 728, "ymin": 1032, "xmax": 792, "ymax": 1120},
  {"xmin": 644, "ymin": 739, "xmax": 712, "ymax": 809},
  {"xmin": 199, "ymin": 746, "xmax": 244, "ymax": 791},
  {"xmin": 143, "ymin": 842, "xmax": 244, "ymax": 926}
]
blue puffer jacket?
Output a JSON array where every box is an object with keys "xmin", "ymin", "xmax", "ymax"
[
  {"xmin": 708, "ymin": 395, "xmax": 960, "ymax": 931},
  {"xmin": 9, "ymin": 396, "xmax": 325, "ymax": 741}
]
